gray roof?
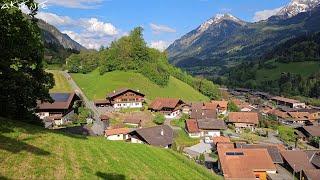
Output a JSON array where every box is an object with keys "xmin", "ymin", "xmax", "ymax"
[
  {"xmin": 130, "ymin": 125, "xmax": 173, "ymax": 147},
  {"xmin": 236, "ymin": 143, "xmax": 284, "ymax": 164},
  {"xmin": 197, "ymin": 119, "xmax": 226, "ymax": 130}
]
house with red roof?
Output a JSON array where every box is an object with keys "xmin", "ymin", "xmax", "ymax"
[
  {"xmin": 228, "ymin": 112, "xmax": 259, "ymax": 131},
  {"xmin": 104, "ymin": 127, "xmax": 130, "ymax": 141},
  {"xmin": 149, "ymin": 98, "xmax": 185, "ymax": 119},
  {"xmin": 217, "ymin": 147, "xmax": 277, "ymax": 180},
  {"xmin": 185, "ymin": 118, "xmax": 227, "ymax": 139}
]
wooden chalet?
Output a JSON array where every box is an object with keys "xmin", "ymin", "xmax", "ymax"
[
  {"xmin": 149, "ymin": 98, "xmax": 185, "ymax": 119},
  {"xmin": 100, "ymin": 88, "xmax": 145, "ymax": 109},
  {"xmin": 36, "ymin": 92, "xmax": 80, "ymax": 126}
]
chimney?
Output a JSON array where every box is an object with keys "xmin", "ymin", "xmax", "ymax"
[
  {"xmin": 113, "ymin": 90, "xmax": 116, "ymax": 93},
  {"xmin": 160, "ymin": 129, "xmax": 164, "ymax": 136},
  {"xmin": 137, "ymin": 89, "xmax": 140, "ymax": 92}
]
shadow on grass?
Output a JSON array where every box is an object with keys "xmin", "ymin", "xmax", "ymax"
[
  {"xmin": 95, "ymin": 172, "xmax": 125, "ymax": 180},
  {"xmin": 0, "ymin": 174, "xmax": 11, "ymax": 180},
  {"xmin": 0, "ymin": 135, "xmax": 50, "ymax": 156}
]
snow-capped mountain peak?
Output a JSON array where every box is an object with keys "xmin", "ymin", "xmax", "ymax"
[
  {"xmin": 277, "ymin": 0, "xmax": 320, "ymax": 17},
  {"xmin": 198, "ymin": 13, "xmax": 244, "ymax": 32}
]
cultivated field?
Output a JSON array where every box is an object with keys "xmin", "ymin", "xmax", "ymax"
[
  {"xmin": 0, "ymin": 118, "xmax": 220, "ymax": 180},
  {"xmin": 71, "ymin": 70, "xmax": 209, "ymax": 102}
]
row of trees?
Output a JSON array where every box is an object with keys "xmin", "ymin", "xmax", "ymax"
[{"xmin": 66, "ymin": 27, "xmax": 221, "ymax": 99}]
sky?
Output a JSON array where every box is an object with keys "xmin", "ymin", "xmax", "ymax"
[{"xmin": 31, "ymin": 0, "xmax": 291, "ymax": 50}]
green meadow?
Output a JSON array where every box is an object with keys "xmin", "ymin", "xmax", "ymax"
[
  {"xmin": 0, "ymin": 118, "xmax": 220, "ymax": 179},
  {"xmin": 71, "ymin": 70, "xmax": 209, "ymax": 102}
]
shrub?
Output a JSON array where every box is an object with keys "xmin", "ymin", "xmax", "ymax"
[
  {"xmin": 228, "ymin": 101, "xmax": 240, "ymax": 112},
  {"xmin": 278, "ymin": 126, "xmax": 296, "ymax": 144},
  {"xmin": 153, "ymin": 113, "xmax": 165, "ymax": 125}
]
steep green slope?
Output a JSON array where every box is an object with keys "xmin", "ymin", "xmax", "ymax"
[
  {"xmin": 0, "ymin": 118, "xmax": 220, "ymax": 179},
  {"xmin": 71, "ymin": 70, "xmax": 209, "ymax": 102},
  {"xmin": 48, "ymin": 70, "xmax": 72, "ymax": 92}
]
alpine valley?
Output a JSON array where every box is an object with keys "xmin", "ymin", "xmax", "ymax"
[{"xmin": 166, "ymin": 0, "xmax": 320, "ymax": 77}]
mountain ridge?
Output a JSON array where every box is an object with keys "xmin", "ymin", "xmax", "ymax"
[{"xmin": 166, "ymin": 0, "xmax": 320, "ymax": 76}]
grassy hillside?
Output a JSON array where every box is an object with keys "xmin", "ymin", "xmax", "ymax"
[
  {"xmin": 48, "ymin": 70, "xmax": 72, "ymax": 92},
  {"xmin": 256, "ymin": 61, "xmax": 320, "ymax": 81},
  {"xmin": 71, "ymin": 70, "xmax": 209, "ymax": 102},
  {"xmin": 0, "ymin": 118, "xmax": 220, "ymax": 179}
]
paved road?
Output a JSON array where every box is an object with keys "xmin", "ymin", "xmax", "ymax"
[
  {"xmin": 61, "ymin": 71, "xmax": 100, "ymax": 120},
  {"xmin": 61, "ymin": 71, "xmax": 107, "ymax": 135}
]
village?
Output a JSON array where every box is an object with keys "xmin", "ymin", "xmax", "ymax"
[{"xmin": 35, "ymin": 83, "xmax": 320, "ymax": 180}]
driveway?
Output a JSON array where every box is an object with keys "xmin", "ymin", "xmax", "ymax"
[
  {"xmin": 184, "ymin": 141, "xmax": 212, "ymax": 155},
  {"xmin": 164, "ymin": 118, "xmax": 181, "ymax": 130}
]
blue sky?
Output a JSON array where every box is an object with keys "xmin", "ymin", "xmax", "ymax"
[{"xmin": 35, "ymin": 0, "xmax": 290, "ymax": 50}]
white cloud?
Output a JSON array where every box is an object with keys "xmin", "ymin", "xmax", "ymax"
[
  {"xmin": 63, "ymin": 30, "xmax": 106, "ymax": 49},
  {"xmin": 149, "ymin": 40, "xmax": 170, "ymax": 51},
  {"xmin": 35, "ymin": 11, "xmax": 120, "ymax": 49},
  {"xmin": 38, "ymin": 0, "xmax": 104, "ymax": 9},
  {"xmin": 150, "ymin": 23, "xmax": 176, "ymax": 34},
  {"xmin": 36, "ymin": 12, "xmax": 75, "ymax": 26},
  {"xmin": 81, "ymin": 18, "xmax": 118, "ymax": 36},
  {"xmin": 253, "ymin": 7, "xmax": 283, "ymax": 22}
]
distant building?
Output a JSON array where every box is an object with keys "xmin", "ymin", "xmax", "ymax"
[
  {"xmin": 129, "ymin": 125, "xmax": 173, "ymax": 148},
  {"xmin": 271, "ymin": 96, "xmax": 305, "ymax": 109},
  {"xmin": 36, "ymin": 92, "xmax": 80, "ymax": 126},
  {"xmin": 149, "ymin": 98, "xmax": 185, "ymax": 119},
  {"xmin": 295, "ymin": 125, "xmax": 320, "ymax": 146},
  {"xmin": 210, "ymin": 101, "xmax": 228, "ymax": 115},
  {"xmin": 185, "ymin": 119, "xmax": 226, "ymax": 139},
  {"xmin": 280, "ymin": 150, "xmax": 319, "ymax": 178},
  {"xmin": 106, "ymin": 88, "xmax": 145, "ymax": 109},
  {"xmin": 123, "ymin": 115, "xmax": 142, "ymax": 127},
  {"xmin": 105, "ymin": 128, "xmax": 130, "ymax": 141},
  {"xmin": 190, "ymin": 102, "xmax": 217, "ymax": 120},
  {"xmin": 228, "ymin": 112, "xmax": 259, "ymax": 131}
]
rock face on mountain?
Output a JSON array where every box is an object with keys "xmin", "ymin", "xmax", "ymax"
[
  {"xmin": 167, "ymin": 14, "xmax": 247, "ymax": 66},
  {"xmin": 37, "ymin": 19, "xmax": 85, "ymax": 51},
  {"xmin": 166, "ymin": 0, "xmax": 320, "ymax": 75},
  {"xmin": 277, "ymin": 0, "xmax": 320, "ymax": 18}
]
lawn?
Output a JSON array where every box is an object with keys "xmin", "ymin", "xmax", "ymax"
[
  {"xmin": 0, "ymin": 118, "xmax": 220, "ymax": 179},
  {"xmin": 71, "ymin": 70, "xmax": 209, "ymax": 102},
  {"xmin": 256, "ymin": 61, "xmax": 320, "ymax": 81},
  {"xmin": 48, "ymin": 70, "xmax": 72, "ymax": 92},
  {"xmin": 174, "ymin": 129, "xmax": 200, "ymax": 151}
]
